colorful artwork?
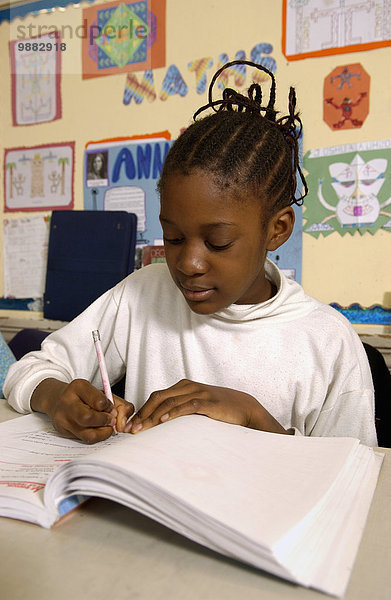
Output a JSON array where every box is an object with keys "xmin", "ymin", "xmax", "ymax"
[
  {"xmin": 324, "ymin": 63, "xmax": 370, "ymax": 131},
  {"xmin": 303, "ymin": 141, "xmax": 391, "ymax": 236},
  {"xmin": 4, "ymin": 143, "xmax": 74, "ymax": 212},
  {"xmin": 82, "ymin": 0, "xmax": 165, "ymax": 79},
  {"xmin": 9, "ymin": 31, "xmax": 61, "ymax": 126},
  {"xmin": 283, "ymin": 0, "xmax": 391, "ymax": 61}
]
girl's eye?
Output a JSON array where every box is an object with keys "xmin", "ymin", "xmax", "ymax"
[
  {"xmin": 163, "ymin": 237, "xmax": 184, "ymax": 245},
  {"xmin": 207, "ymin": 241, "xmax": 233, "ymax": 251}
]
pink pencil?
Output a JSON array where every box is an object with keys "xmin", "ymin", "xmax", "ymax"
[{"xmin": 92, "ymin": 330, "xmax": 117, "ymax": 434}]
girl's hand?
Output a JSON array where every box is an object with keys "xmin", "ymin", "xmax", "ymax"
[
  {"xmin": 31, "ymin": 378, "xmax": 134, "ymax": 444},
  {"xmin": 124, "ymin": 379, "xmax": 289, "ymax": 435}
]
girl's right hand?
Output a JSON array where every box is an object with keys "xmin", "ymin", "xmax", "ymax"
[{"xmin": 31, "ymin": 378, "xmax": 134, "ymax": 444}]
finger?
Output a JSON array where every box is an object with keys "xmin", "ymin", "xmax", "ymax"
[
  {"xmin": 131, "ymin": 380, "xmax": 194, "ymax": 423},
  {"xmin": 67, "ymin": 379, "xmax": 114, "ymax": 413},
  {"xmin": 70, "ymin": 399, "xmax": 116, "ymax": 430},
  {"xmin": 129, "ymin": 393, "xmax": 204, "ymax": 433},
  {"xmin": 158, "ymin": 398, "xmax": 206, "ymax": 423},
  {"xmin": 52, "ymin": 419, "xmax": 115, "ymax": 444},
  {"xmin": 125, "ymin": 392, "xmax": 188, "ymax": 433},
  {"xmin": 73, "ymin": 425, "xmax": 115, "ymax": 444}
]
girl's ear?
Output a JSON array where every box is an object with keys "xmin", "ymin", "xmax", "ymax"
[{"xmin": 266, "ymin": 206, "xmax": 295, "ymax": 251}]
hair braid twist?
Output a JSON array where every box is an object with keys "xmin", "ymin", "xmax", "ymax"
[{"xmin": 159, "ymin": 60, "xmax": 308, "ymax": 210}]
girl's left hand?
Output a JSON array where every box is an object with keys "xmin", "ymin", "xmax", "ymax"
[{"xmin": 124, "ymin": 379, "xmax": 289, "ymax": 435}]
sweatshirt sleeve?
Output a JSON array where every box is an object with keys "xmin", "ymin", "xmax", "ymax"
[
  {"xmin": 309, "ymin": 388, "xmax": 377, "ymax": 446},
  {"xmin": 3, "ymin": 282, "xmax": 126, "ymax": 414},
  {"xmin": 305, "ymin": 319, "xmax": 378, "ymax": 447}
]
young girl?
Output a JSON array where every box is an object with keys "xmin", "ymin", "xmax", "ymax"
[{"xmin": 4, "ymin": 61, "xmax": 377, "ymax": 446}]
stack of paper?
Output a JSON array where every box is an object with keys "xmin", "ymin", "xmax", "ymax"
[{"xmin": 0, "ymin": 414, "xmax": 383, "ymax": 597}]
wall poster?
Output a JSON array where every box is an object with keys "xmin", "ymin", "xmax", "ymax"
[
  {"xmin": 9, "ymin": 31, "xmax": 62, "ymax": 126},
  {"xmin": 4, "ymin": 142, "xmax": 74, "ymax": 212},
  {"xmin": 303, "ymin": 140, "xmax": 391, "ymax": 236},
  {"xmin": 283, "ymin": 0, "xmax": 391, "ymax": 60},
  {"xmin": 83, "ymin": 136, "xmax": 172, "ymax": 266},
  {"xmin": 82, "ymin": 0, "xmax": 166, "ymax": 79}
]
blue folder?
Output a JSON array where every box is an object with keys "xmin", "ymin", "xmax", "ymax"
[{"xmin": 44, "ymin": 210, "xmax": 137, "ymax": 322}]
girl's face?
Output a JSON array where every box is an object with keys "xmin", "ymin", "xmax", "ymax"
[{"xmin": 160, "ymin": 171, "xmax": 286, "ymax": 315}]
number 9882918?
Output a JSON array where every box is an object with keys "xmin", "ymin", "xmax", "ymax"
[{"xmin": 17, "ymin": 41, "xmax": 66, "ymax": 52}]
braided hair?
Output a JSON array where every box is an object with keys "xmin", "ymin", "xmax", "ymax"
[{"xmin": 158, "ymin": 60, "xmax": 308, "ymax": 214}]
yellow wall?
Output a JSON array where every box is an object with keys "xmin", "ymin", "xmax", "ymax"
[{"xmin": 0, "ymin": 0, "xmax": 390, "ymax": 318}]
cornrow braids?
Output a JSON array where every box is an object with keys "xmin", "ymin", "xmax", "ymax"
[{"xmin": 158, "ymin": 60, "xmax": 308, "ymax": 212}]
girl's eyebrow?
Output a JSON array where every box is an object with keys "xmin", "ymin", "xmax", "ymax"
[
  {"xmin": 160, "ymin": 216, "xmax": 238, "ymax": 229},
  {"xmin": 204, "ymin": 222, "xmax": 239, "ymax": 230}
]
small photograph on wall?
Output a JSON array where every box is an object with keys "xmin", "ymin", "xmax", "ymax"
[
  {"xmin": 9, "ymin": 31, "xmax": 62, "ymax": 126},
  {"xmin": 4, "ymin": 142, "xmax": 74, "ymax": 212},
  {"xmin": 86, "ymin": 151, "xmax": 109, "ymax": 187}
]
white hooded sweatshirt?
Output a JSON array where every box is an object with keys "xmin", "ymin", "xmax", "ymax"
[{"xmin": 4, "ymin": 260, "xmax": 377, "ymax": 446}]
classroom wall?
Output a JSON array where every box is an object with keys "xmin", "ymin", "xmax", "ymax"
[{"xmin": 0, "ymin": 0, "xmax": 390, "ymax": 318}]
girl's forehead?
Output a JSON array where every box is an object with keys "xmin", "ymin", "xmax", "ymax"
[
  {"xmin": 161, "ymin": 171, "xmax": 255, "ymax": 205},
  {"xmin": 160, "ymin": 172, "xmax": 264, "ymax": 225}
]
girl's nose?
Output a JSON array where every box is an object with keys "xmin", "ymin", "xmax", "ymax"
[{"xmin": 176, "ymin": 242, "xmax": 208, "ymax": 276}]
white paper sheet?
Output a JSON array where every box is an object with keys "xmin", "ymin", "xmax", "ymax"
[{"xmin": 3, "ymin": 215, "xmax": 50, "ymax": 298}]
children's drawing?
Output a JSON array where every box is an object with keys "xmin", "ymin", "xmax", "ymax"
[
  {"xmin": 283, "ymin": 0, "xmax": 391, "ymax": 60},
  {"xmin": 4, "ymin": 143, "xmax": 74, "ymax": 212},
  {"xmin": 324, "ymin": 63, "xmax": 369, "ymax": 130},
  {"xmin": 82, "ymin": 0, "xmax": 166, "ymax": 79},
  {"xmin": 303, "ymin": 141, "xmax": 391, "ymax": 236},
  {"xmin": 9, "ymin": 32, "xmax": 61, "ymax": 126}
]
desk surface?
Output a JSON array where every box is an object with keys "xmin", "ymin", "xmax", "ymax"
[{"xmin": 1, "ymin": 401, "xmax": 390, "ymax": 600}]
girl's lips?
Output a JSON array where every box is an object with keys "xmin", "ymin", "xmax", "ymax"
[{"xmin": 181, "ymin": 286, "xmax": 215, "ymax": 301}]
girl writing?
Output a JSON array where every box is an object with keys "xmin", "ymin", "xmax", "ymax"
[{"xmin": 4, "ymin": 61, "xmax": 377, "ymax": 446}]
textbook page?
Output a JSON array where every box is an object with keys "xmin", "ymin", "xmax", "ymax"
[{"xmin": 0, "ymin": 413, "xmax": 115, "ymax": 526}]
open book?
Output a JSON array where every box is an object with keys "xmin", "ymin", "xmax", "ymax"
[{"xmin": 0, "ymin": 413, "xmax": 383, "ymax": 597}]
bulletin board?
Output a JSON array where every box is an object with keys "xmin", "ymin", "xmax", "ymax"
[{"xmin": 0, "ymin": 0, "xmax": 390, "ymax": 319}]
